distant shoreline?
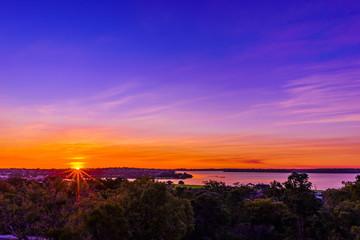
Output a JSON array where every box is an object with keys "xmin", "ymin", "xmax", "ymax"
[
  {"xmin": 176, "ymin": 168, "xmax": 360, "ymax": 174},
  {"xmin": 0, "ymin": 167, "xmax": 359, "ymax": 175}
]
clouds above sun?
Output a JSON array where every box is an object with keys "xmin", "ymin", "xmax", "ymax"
[
  {"xmin": 1, "ymin": 65, "xmax": 360, "ymax": 168},
  {"xmin": 0, "ymin": 1, "xmax": 360, "ymax": 168}
]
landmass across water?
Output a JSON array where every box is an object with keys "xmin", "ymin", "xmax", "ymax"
[
  {"xmin": 0, "ymin": 168, "xmax": 192, "ymax": 180},
  {"xmin": 0, "ymin": 167, "xmax": 359, "ymax": 182},
  {"xmin": 177, "ymin": 168, "xmax": 360, "ymax": 173}
]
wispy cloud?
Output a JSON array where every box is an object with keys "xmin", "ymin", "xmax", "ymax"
[
  {"xmin": 278, "ymin": 69, "xmax": 360, "ymax": 122},
  {"xmin": 1, "ymin": 62, "xmax": 360, "ymax": 168},
  {"xmin": 92, "ymin": 82, "xmax": 140, "ymax": 100}
]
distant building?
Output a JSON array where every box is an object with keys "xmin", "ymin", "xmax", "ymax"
[
  {"xmin": 0, "ymin": 235, "xmax": 47, "ymax": 240},
  {"xmin": 0, "ymin": 235, "xmax": 17, "ymax": 240}
]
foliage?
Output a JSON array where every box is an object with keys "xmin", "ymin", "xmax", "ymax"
[
  {"xmin": 115, "ymin": 177, "xmax": 194, "ymax": 240},
  {"xmin": 82, "ymin": 202, "xmax": 129, "ymax": 240},
  {"xmin": 0, "ymin": 173, "xmax": 360, "ymax": 240}
]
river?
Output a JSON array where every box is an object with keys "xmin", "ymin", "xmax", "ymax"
[{"xmin": 159, "ymin": 171, "xmax": 359, "ymax": 190}]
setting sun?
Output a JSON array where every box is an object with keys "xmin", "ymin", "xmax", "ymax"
[{"xmin": 70, "ymin": 162, "xmax": 85, "ymax": 170}]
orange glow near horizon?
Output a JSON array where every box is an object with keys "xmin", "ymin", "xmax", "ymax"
[
  {"xmin": 0, "ymin": 132, "xmax": 359, "ymax": 169},
  {"xmin": 2, "ymin": 4, "xmax": 360, "ymax": 171}
]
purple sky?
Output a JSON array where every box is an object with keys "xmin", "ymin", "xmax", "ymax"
[{"xmin": 1, "ymin": 1, "xmax": 360, "ymax": 168}]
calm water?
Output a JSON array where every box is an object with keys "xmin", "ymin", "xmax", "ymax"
[{"xmin": 160, "ymin": 171, "xmax": 359, "ymax": 190}]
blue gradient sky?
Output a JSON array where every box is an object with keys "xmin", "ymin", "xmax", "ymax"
[{"xmin": 1, "ymin": 1, "xmax": 360, "ymax": 168}]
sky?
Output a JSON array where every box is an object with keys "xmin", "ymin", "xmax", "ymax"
[{"xmin": 1, "ymin": 1, "xmax": 360, "ymax": 169}]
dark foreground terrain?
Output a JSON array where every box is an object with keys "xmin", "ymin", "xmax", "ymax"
[{"xmin": 0, "ymin": 172, "xmax": 360, "ymax": 240}]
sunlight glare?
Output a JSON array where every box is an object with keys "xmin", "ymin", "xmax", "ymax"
[{"xmin": 70, "ymin": 161, "xmax": 85, "ymax": 170}]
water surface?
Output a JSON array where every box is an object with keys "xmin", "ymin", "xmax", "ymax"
[{"xmin": 162, "ymin": 171, "xmax": 359, "ymax": 190}]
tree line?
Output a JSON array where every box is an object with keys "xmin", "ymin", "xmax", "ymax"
[{"xmin": 0, "ymin": 172, "xmax": 359, "ymax": 240}]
